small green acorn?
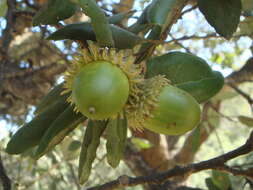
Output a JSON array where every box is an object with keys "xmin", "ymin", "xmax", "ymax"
[
  {"xmin": 64, "ymin": 42, "xmax": 143, "ymax": 120},
  {"xmin": 126, "ymin": 76, "xmax": 201, "ymax": 135}
]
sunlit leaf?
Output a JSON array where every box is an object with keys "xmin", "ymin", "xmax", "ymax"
[
  {"xmin": 147, "ymin": 0, "xmax": 176, "ymax": 26},
  {"xmin": 68, "ymin": 140, "xmax": 81, "ymax": 151},
  {"xmin": 106, "ymin": 117, "xmax": 127, "ymax": 168},
  {"xmin": 146, "ymin": 52, "xmax": 224, "ymax": 103},
  {"xmin": 205, "ymin": 177, "xmax": 221, "ymax": 190},
  {"xmin": 131, "ymin": 137, "xmax": 153, "ymax": 149},
  {"xmin": 0, "ymin": 0, "xmax": 7, "ymax": 17},
  {"xmin": 61, "ymin": 137, "xmax": 81, "ymax": 161},
  {"xmin": 242, "ymin": 0, "xmax": 253, "ymax": 12},
  {"xmin": 72, "ymin": 0, "xmax": 114, "ymax": 47},
  {"xmin": 239, "ymin": 17, "xmax": 253, "ymax": 36},
  {"xmin": 212, "ymin": 170, "xmax": 231, "ymax": 190},
  {"xmin": 238, "ymin": 116, "xmax": 253, "ymax": 127}
]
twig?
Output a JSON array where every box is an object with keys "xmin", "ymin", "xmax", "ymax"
[
  {"xmin": 0, "ymin": 0, "xmax": 16, "ymax": 82},
  {"xmin": 168, "ymin": 34, "xmax": 192, "ymax": 53},
  {"xmin": 66, "ymin": 163, "xmax": 81, "ymax": 190},
  {"xmin": 228, "ymin": 83, "xmax": 253, "ymax": 105},
  {"xmin": 86, "ymin": 131, "xmax": 253, "ymax": 190},
  {"xmin": 140, "ymin": 33, "xmax": 252, "ymax": 46},
  {"xmin": 1, "ymin": 0, "xmax": 16, "ymax": 51},
  {"xmin": 245, "ymin": 178, "xmax": 253, "ymax": 189},
  {"xmin": 13, "ymin": 10, "xmax": 35, "ymax": 17},
  {"xmin": 210, "ymin": 104, "xmax": 237, "ymax": 122},
  {"xmin": 180, "ymin": 5, "xmax": 198, "ymax": 17},
  {"xmin": 0, "ymin": 154, "xmax": 11, "ymax": 190},
  {"xmin": 165, "ymin": 33, "xmax": 252, "ymax": 44},
  {"xmin": 166, "ymin": 33, "xmax": 218, "ymax": 43}
]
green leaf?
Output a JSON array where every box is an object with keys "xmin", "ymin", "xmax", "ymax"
[
  {"xmin": 112, "ymin": 25, "xmax": 144, "ymax": 49},
  {"xmin": 78, "ymin": 120, "xmax": 107, "ymax": 184},
  {"xmin": 242, "ymin": 0, "xmax": 253, "ymax": 12},
  {"xmin": 68, "ymin": 140, "xmax": 82, "ymax": 151},
  {"xmin": 176, "ymin": 72, "xmax": 224, "ymax": 103},
  {"xmin": 131, "ymin": 0, "xmax": 186, "ymax": 62},
  {"xmin": 128, "ymin": 7, "xmax": 151, "ymax": 34},
  {"xmin": 238, "ymin": 116, "xmax": 253, "ymax": 127},
  {"xmin": 0, "ymin": 0, "xmax": 7, "ymax": 17},
  {"xmin": 35, "ymin": 83, "xmax": 65, "ymax": 115},
  {"xmin": 73, "ymin": 0, "xmax": 114, "ymax": 47},
  {"xmin": 147, "ymin": 0, "xmax": 177, "ymax": 27},
  {"xmin": 47, "ymin": 22, "xmax": 95, "ymax": 41},
  {"xmin": 33, "ymin": 0, "xmax": 77, "ymax": 26},
  {"xmin": 137, "ymin": 25, "xmax": 162, "ymax": 60},
  {"xmin": 60, "ymin": 137, "xmax": 81, "ymax": 161},
  {"xmin": 212, "ymin": 170, "xmax": 231, "ymax": 190},
  {"xmin": 146, "ymin": 52, "xmax": 224, "ymax": 103},
  {"xmin": 198, "ymin": 0, "xmax": 242, "ymax": 39},
  {"xmin": 34, "ymin": 105, "xmax": 86, "ymax": 159},
  {"xmin": 106, "ymin": 117, "xmax": 127, "ymax": 168},
  {"xmin": 131, "ymin": 137, "xmax": 153, "ymax": 149},
  {"xmin": 109, "ymin": 11, "xmax": 135, "ymax": 25},
  {"xmin": 47, "ymin": 23, "xmax": 143, "ymax": 49},
  {"xmin": 146, "ymin": 52, "xmax": 213, "ymax": 83},
  {"xmin": 205, "ymin": 177, "xmax": 221, "ymax": 190},
  {"xmin": 136, "ymin": 0, "xmax": 179, "ymax": 59},
  {"xmin": 239, "ymin": 17, "xmax": 253, "ymax": 36}
]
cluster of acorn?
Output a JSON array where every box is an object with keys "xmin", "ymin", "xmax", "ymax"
[
  {"xmin": 65, "ymin": 42, "xmax": 201, "ymax": 135},
  {"xmin": 5, "ymin": 42, "xmax": 205, "ymax": 184}
]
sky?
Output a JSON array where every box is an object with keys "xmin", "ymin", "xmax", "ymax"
[{"xmin": 0, "ymin": 120, "xmax": 8, "ymax": 139}]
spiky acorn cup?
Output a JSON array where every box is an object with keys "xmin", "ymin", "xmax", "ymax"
[
  {"xmin": 125, "ymin": 75, "xmax": 170, "ymax": 130},
  {"xmin": 63, "ymin": 42, "xmax": 143, "ymax": 120}
]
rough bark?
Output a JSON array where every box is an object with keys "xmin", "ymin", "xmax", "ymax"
[{"xmin": 0, "ymin": 155, "xmax": 11, "ymax": 190}]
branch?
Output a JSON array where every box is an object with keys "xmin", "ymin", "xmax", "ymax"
[
  {"xmin": 0, "ymin": 0, "xmax": 16, "ymax": 81},
  {"xmin": 180, "ymin": 4, "xmax": 198, "ymax": 17},
  {"xmin": 168, "ymin": 34, "xmax": 192, "ymax": 53},
  {"xmin": 226, "ymin": 56, "xmax": 253, "ymax": 85},
  {"xmin": 1, "ymin": 0, "xmax": 16, "ymax": 52},
  {"xmin": 86, "ymin": 131, "xmax": 253, "ymax": 190},
  {"xmin": 0, "ymin": 154, "xmax": 11, "ymax": 190},
  {"xmin": 124, "ymin": 141, "xmax": 153, "ymax": 176}
]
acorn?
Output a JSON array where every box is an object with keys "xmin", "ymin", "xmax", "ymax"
[
  {"xmin": 63, "ymin": 42, "xmax": 143, "ymax": 120},
  {"xmin": 126, "ymin": 75, "xmax": 201, "ymax": 135}
]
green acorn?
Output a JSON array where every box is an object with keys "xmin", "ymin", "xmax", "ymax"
[
  {"xmin": 126, "ymin": 75, "xmax": 201, "ymax": 135},
  {"xmin": 63, "ymin": 42, "xmax": 143, "ymax": 120}
]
